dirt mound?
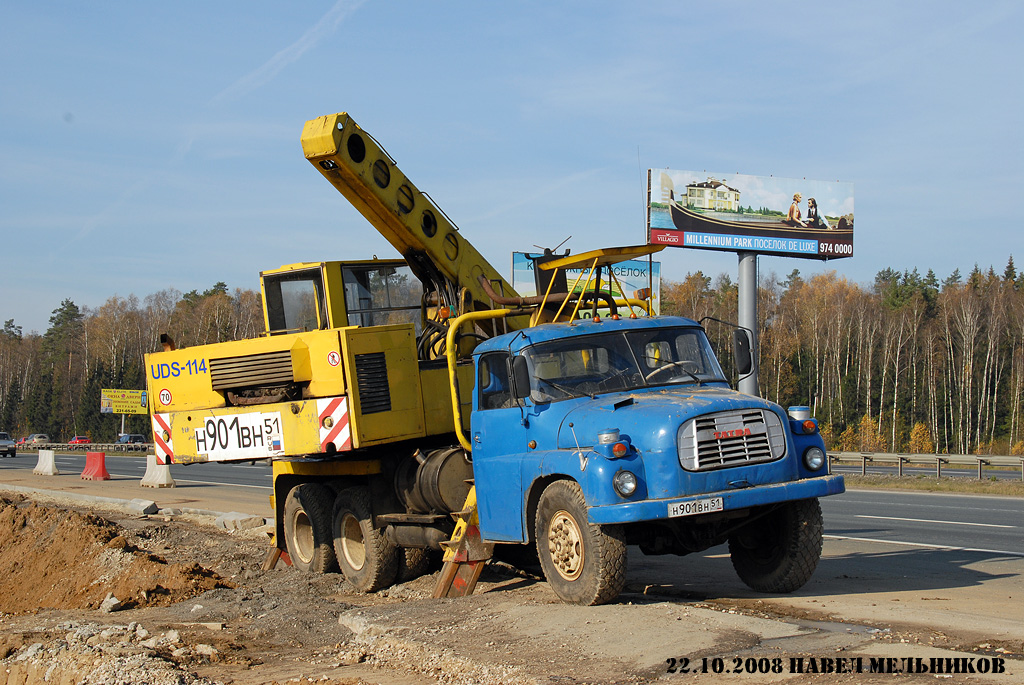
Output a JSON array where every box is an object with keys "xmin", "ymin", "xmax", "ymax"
[{"xmin": 0, "ymin": 496, "xmax": 232, "ymax": 614}]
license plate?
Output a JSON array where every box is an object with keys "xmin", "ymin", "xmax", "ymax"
[
  {"xmin": 668, "ymin": 497, "xmax": 724, "ymax": 518},
  {"xmin": 194, "ymin": 411, "xmax": 284, "ymax": 461}
]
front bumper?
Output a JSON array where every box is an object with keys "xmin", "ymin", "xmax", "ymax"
[{"xmin": 587, "ymin": 474, "xmax": 844, "ymax": 525}]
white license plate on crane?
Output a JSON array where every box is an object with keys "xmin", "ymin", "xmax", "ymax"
[{"xmin": 194, "ymin": 411, "xmax": 284, "ymax": 461}]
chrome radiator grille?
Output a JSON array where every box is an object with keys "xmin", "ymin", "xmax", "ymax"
[{"xmin": 677, "ymin": 408, "xmax": 786, "ymax": 471}]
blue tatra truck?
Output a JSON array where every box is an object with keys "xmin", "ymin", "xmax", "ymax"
[{"xmin": 465, "ymin": 313, "xmax": 844, "ymax": 605}]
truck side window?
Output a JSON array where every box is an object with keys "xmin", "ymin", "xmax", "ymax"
[
  {"xmin": 478, "ymin": 352, "xmax": 512, "ymax": 410},
  {"xmin": 264, "ymin": 269, "xmax": 328, "ymax": 333},
  {"xmin": 342, "ymin": 264, "xmax": 422, "ymax": 331}
]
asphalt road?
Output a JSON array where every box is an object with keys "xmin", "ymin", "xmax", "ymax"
[
  {"xmin": 5, "ymin": 450, "xmax": 1021, "ymax": 556},
  {"xmin": 822, "ymin": 488, "xmax": 1023, "ymax": 557},
  {"xmin": 6, "ymin": 450, "xmax": 273, "ymax": 489}
]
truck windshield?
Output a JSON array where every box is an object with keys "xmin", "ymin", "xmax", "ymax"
[{"xmin": 522, "ymin": 327, "xmax": 726, "ymax": 402}]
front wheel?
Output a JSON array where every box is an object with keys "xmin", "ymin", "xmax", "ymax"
[
  {"xmin": 332, "ymin": 487, "xmax": 398, "ymax": 592},
  {"xmin": 728, "ymin": 498, "xmax": 823, "ymax": 593},
  {"xmin": 535, "ymin": 480, "xmax": 627, "ymax": 605}
]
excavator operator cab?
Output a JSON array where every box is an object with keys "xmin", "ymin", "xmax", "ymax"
[{"xmin": 261, "ymin": 259, "xmax": 423, "ymax": 335}]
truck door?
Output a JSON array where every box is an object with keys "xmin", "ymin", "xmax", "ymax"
[{"xmin": 470, "ymin": 351, "xmax": 530, "ymax": 542}]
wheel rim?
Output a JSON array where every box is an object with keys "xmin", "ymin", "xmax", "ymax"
[
  {"xmin": 291, "ymin": 509, "xmax": 315, "ymax": 564},
  {"xmin": 339, "ymin": 513, "xmax": 366, "ymax": 571},
  {"xmin": 548, "ymin": 509, "xmax": 584, "ymax": 581}
]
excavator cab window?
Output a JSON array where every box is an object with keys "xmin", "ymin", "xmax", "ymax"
[
  {"xmin": 342, "ymin": 263, "xmax": 422, "ymax": 331},
  {"xmin": 264, "ymin": 268, "xmax": 328, "ymax": 334}
]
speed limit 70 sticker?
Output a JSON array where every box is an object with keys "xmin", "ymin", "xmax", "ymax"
[{"xmin": 158, "ymin": 388, "xmax": 172, "ymax": 405}]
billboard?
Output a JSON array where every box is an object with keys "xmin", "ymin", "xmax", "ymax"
[
  {"xmin": 511, "ymin": 252, "xmax": 662, "ymax": 316},
  {"xmin": 100, "ymin": 389, "xmax": 148, "ymax": 415},
  {"xmin": 648, "ymin": 169, "xmax": 854, "ymax": 260}
]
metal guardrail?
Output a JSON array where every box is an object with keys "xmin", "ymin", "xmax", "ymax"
[
  {"xmin": 829, "ymin": 451, "xmax": 1024, "ymax": 481},
  {"xmin": 18, "ymin": 442, "xmax": 152, "ymax": 454}
]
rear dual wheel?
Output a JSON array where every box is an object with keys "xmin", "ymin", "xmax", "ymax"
[
  {"xmin": 333, "ymin": 487, "xmax": 399, "ymax": 592},
  {"xmin": 283, "ymin": 483, "xmax": 339, "ymax": 574},
  {"xmin": 284, "ymin": 483, "xmax": 426, "ymax": 592}
]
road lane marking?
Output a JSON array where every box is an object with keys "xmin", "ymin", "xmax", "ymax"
[
  {"xmin": 829, "ymin": 500, "xmax": 1024, "ymax": 514},
  {"xmin": 824, "ymin": 535, "xmax": 1024, "ymax": 558},
  {"xmin": 855, "ymin": 514, "xmax": 1015, "ymax": 529}
]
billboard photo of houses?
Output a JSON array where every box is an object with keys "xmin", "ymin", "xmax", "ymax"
[{"xmin": 648, "ymin": 169, "xmax": 854, "ymax": 260}]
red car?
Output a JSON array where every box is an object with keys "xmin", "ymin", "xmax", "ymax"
[{"xmin": 68, "ymin": 436, "xmax": 91, "ymax": 447}]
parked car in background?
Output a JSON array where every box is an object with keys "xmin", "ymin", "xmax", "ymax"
[
  {"xmin": 0, "ymin": 432, "xmax": 15, "ymax": 458},
  {"xmin": 68, "ymin": 436, "xmax": 91, "ymax": 447},
  {"xmin": 28, "ymin": 434, "xmax": 50, "ymax": 444},
  {"xmin": 116, "ymin": 434, "xmax": 147, "ymax": 444},
  {"xmin": 16, "ymin": 437, "xmax": 28, "ymax": 446},
  {"xmin": 114, "ymin": 433, "xmax": 148, "ymax": 451}
]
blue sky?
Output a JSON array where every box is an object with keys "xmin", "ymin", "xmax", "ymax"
[{"xmin": 2, "ymin": 1, "xmax": 1021, "ymax": 334}]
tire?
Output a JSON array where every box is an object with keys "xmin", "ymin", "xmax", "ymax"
[
  {"xmin": 396, "ymin": 547, "xmax": 431, "ymax": 583},
  {"xmin": 729, "ymin": 498, "xmax": 823, "ymax": 593},
  {"xmin": 534, "ymin": 480, "xmax": 627, "ymax": 605},
  {"xmin": 332, "ymin": 487, "xmax": 398, "ymax": 592},
  {"xmin": 283, "ymin": 483, "xmax": 339, "ymax": 574}
]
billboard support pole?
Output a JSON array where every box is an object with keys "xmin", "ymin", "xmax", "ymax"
[{"xmin": 738, "ymin": 251, "xmax": 759, "ymax": 397}]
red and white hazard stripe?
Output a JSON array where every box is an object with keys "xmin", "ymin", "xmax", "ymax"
[
  {"xmin": 317, "ymin": 397, "xmax": 352, "ymax": 452},
  {"xmin": 152, "ymin": 413, "xmax": 174, "ymax": 464}
]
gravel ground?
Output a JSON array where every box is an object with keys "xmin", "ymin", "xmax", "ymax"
[{"xmin": 0, "ymin": 491, "xmax": 1020, "ymax": 684}]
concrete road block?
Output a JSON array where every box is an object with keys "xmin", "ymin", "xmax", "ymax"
[
  {"xmin": 32, "ymin": 449, "xmax": 59, "ymax": 475},
  {"xmin": 140, "ymin": 453, "xmax": 176, "ymax": 488},
  {"xmin": 81, "ymin": 451, "xmax": 111, "ymax": 480}
]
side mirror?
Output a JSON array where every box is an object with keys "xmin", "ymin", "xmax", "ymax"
[
  {"xmin": 511, "ymin": 356, "xmax": 531, "ymax": 400},
  {"xmin": 733, "ymin": 329, "xmax": 752, "ymax": 376}
]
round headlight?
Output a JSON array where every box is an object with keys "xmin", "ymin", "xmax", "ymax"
[
  {"xmin": 803, "ymin": 446, "xmax": 826, "ymax": 471},
  {"xmin": 612, "ymin": 470, "xmax": 637, "ymax": 497}
]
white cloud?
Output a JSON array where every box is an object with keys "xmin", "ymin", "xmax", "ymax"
[{"xmin": 210, "ymin": 0, "xmax": 366, "ymax": 106}]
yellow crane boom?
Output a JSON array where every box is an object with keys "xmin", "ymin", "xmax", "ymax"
[{"xmin": 301, "ymin": 113, "xmax": 527, "ymax": 330}]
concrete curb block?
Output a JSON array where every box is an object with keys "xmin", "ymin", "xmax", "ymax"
[
  {"xmin": 0, "ymin": 483, "xmax": 257, "ymax": 520},
  {"xmin": 140, "ymin": 454, "xmax": 176, "ymax": 488},
  {"xmin": 215, "ymin": 511, "xmax": 268, "ymax": 531},
  {"xmin": 129, "ymin": 498, "xmax": 160, "ymax": 515},
  {"xmin": 32, "ymin": 449, "xmax": 59, "ymax": 476}
]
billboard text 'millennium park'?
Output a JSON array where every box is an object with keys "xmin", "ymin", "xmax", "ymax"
[{"xmin": 648, "ymin": 169, "xmax": 854, "ymax": 261}]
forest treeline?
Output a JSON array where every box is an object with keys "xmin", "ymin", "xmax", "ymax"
[
  {"xmin": 661, "ymin": 258, "xmax": 1024, "ymax": 456},
  {"xmin": 0, "ymin": 283, "xmax": 263, "ymax": 441},
  {"xmin": 2, "ymin": 259, "xmax": 1023, "ymax": 455}
]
